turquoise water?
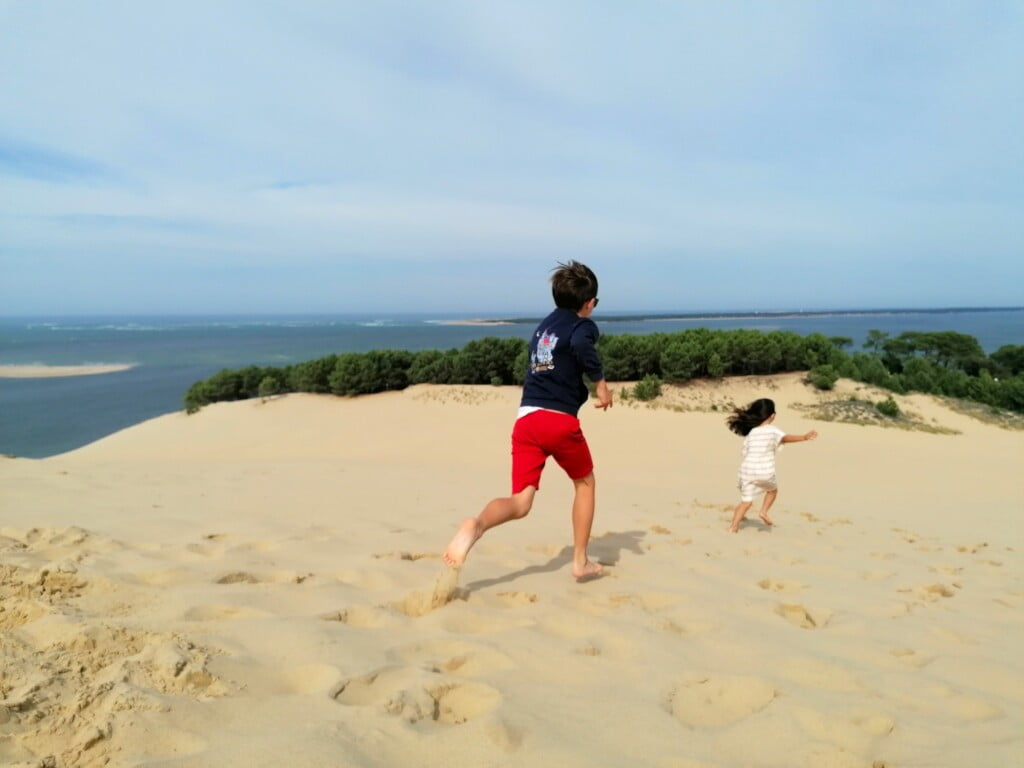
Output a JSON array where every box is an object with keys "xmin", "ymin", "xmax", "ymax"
[{"xmin": 1, "ymin": 308, "xmax": 1021, "ymax": 458}]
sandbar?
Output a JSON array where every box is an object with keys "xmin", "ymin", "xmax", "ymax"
[{"xmin": 0, "ymin": 363, "xmax": 136, "ymax": 378}]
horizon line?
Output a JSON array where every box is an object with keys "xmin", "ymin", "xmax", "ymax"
[{"xmin": 1, "ymin": 305, "xmax": 1022, "ymax": 321}]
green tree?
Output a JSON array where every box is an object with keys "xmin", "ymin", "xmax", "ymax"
[
  {"xmin": 808, "ymin": 364, "xmax": 839, "ymax": 390},
  {"xmin": 802, "ymin": 333, "xmax": 839, "ymax": 369},
  {"xmin": 850, "ymin": 354, "xmax": 891, "ymax": 388},
  {"xmin": 900, "ymin": 357, "xmax": 939, "ymax": 393},
  {"xmin": 991, "ymin": 345, "xmax": 1024, "ymax": 377},
  {"xmin": 707, "ymin": 351, "xmax": 726, "ymax": 379},
  {"xmin": 633, "ymin": 374, "xmax": 662, "ymax": 401},
  {"xmin": 599, "ymin": 335, "xmax": 659, "ymax": 380},
  {"xmin": 451, "ymin": 337, "xmax": 525, "ymax": 384},
  {"xmin": 409, "ymin": 349, "xmax": 458, "ymax": 384},
  {"xmin": 995, "ymin": 376, "xmax": 1024, "ymax": 412},
  {"xmin": 914, "ymin": 332, "xmax": 985, "ymax": 374},
  {"xmin": 863, "ymin": 329, "xmax": 889, "ymax": 354},
  {"xmin": 965, "ymin": 369, "xmax": 999, "ymax": 405},
  {"xmin": 258, "ymin": 375, "xmax": 283, "ymax": 399},
  {"xmin": 880, "ymin": 334, "xmax": 917, "ymax": 373},
  {"xmin": 660, "ymin": 339, "xmax": 702, "ymax": 380},
  {"xmin": 330, "ymin": 350, "xmax": 413, "ymax": 395},
  {"xmin": 287, "ymin": 355, "xmax": 336, "ymax": 393},
  {"xmin": 875, "ymin": 397, "xmax": 900, "ymax": 418}
]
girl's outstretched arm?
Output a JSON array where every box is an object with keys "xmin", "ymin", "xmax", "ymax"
[{"xmin": 781, "ymin": 430, "xmax": 818, "ymax": 444}]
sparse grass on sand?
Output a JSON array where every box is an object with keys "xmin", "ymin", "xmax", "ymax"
[
  {"xmin": 610, "ymin": 375, "xmax": 1023, "ymax": 434},
  {"xmin": 790, "ymin": 398, "xmax": 960, "ymax": 434},
  {"xmin": 937, "ymin": 396, "xmax": 1024, "ymax": 431}
]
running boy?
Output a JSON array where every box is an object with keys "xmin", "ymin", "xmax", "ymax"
[
  {"xmin": 726, "ymin": 398, "xmax": 817, "ymax": 533},
  {"xmin": 443, "ymin": 261, "xmax": 613, "ymax": 580}
]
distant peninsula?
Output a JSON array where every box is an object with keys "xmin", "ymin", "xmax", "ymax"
[{"xmin": 481, "ymin": 306, "xmax": 1024, "ymax": 325}]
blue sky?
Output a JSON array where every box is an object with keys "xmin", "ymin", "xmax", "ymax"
[{"xmin": 2, "ymin": 2, "xmax": 1022, "ymax": 315}]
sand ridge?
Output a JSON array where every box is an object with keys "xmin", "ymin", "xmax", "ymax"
[{"xmin": 0, "ymin": 375, "xmax": 1021, "ymax": 766}]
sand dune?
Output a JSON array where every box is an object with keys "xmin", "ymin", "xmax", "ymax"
[{"xmin": 1, "ymin": 375, "xmax": 1021, "ymax": 767}]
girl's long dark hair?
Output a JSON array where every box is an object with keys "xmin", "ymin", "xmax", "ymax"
[{"xmin": 727, "ymin": 398, "xmax": 776, "ymax": 436}]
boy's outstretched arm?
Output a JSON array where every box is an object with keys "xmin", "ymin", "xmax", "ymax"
[{"xmin": 594, "ymin": 379, "xmax": 613, "ymax": 410}]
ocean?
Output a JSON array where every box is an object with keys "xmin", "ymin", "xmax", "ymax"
[{"xmin": 2, "ymin": 308, "xmax": 1022, "ymax": 459}]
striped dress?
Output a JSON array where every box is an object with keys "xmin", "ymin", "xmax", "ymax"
[{"xmin": 738, "ymin": 424, "xmax": 786, "ymax": 485}]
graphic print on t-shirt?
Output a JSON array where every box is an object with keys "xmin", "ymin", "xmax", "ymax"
[{"xmin": 531, "ymin": 329, "xmax": 558, "ymax": 373}]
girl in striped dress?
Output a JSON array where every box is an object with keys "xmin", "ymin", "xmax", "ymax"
[{"xmin": 727, "ymin": 398, "xmax": 817, "ymax": 533}]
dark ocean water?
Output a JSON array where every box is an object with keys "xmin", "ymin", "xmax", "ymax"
[{"xmin": 2, "ymin": 309, "xmax": 1021, "ymax": 458}]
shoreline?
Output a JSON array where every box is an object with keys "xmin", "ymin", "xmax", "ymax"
[{"xmin": 0, "ymin": 363, "xmax": 137, "ymax": 379}]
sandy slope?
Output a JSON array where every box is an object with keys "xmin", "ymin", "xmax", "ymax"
[{"xmin": 1, "ymin": 375, "xmax": 1021, "ymax": 767}]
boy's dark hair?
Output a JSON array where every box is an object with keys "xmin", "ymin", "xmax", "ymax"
[
  {"xmin": 727, "ymin": 398, "xmax": 776, "ymax": 436},
  {"xmin": 550, "ymin": 261, "xmax": 599, "ymax": 311}
]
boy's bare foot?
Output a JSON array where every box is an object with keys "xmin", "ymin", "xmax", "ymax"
[
  {"xmin": 758, "ymin": 514, "xmax": 774, "ymax": 526},
  {"xmin": 443, "ymin": 518, "xmax": 480, "ymax": 568},
  {"xmin": 572, "ymin": 560, "xmax": 604, "ymax": 581}
]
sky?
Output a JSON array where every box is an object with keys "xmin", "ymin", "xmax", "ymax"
[{"xmin": 1, "ymin": 1, "xmax": 1022, "ymax": 316}]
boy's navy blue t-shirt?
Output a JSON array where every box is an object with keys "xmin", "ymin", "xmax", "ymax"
[{"xmin": 520, "ymin": 307, "xmax": 604, "ymax": 417}]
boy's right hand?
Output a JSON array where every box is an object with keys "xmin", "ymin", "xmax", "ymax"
[{"xmin": 594, "ymin": 380, "xmax": 613, "ymax": 410}]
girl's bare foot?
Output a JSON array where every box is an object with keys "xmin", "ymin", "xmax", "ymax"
[
  {"xmin": 572, "ymin": 560, "xmax": 604, "ymax": 581},
  {"xmin": 728, "ymin": 525, "xmax": 740, "ymax": 533},
  {"xmin": 443, "ymin": 518, "xmax": 480, "ymax": 567},
  {"xmin": 758, "ymin": 513, "xmax": 774, "ymax": 526}
]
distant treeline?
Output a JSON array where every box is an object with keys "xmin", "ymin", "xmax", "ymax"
[{"xmin": 184, "ymin": 329, "xmax": 1024, "ymax": 415}]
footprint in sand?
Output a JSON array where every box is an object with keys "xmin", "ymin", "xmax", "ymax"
[
  {"xmin": 2, "ymin": 623, "xmax": 221, "ymax": 767},
  {"xmin": 372, "ymin": 551, "xmax": 439, "ymax": 562},
  {"xmin": 320, "ymin": 605, "xmax": 393, "ymax": 629},
  {"xmin": 182, "ymin": 604, "xmax": 272, "ymax": 621},
  {"xmin": 757, "ymin": 578, "xmax": 804, "ymax": 593},
  {"xmin": 890, "ymin": 647, "xmax": 935, "ymax": 668},
  {"xmin": 440, "ymin": 609, "xmax": 535, "ymax": 636},
  {"xmin": 389, "ymin": 640, "xmax": 516, "ymax": 677},
  {"xmin": 774, "ymin": 602, "xmax": 831, "ymax": 629},
  {"xmin": 333, "ymin": 665, "xmax": 502, "ymax": 726},
  {"xmin": 322, "ymin": 570, "xmax": 463, "ymax": 627},
  {"xmin": 665, "ymin": 675, "xmax": 776, "ymax": 727},
  {"xmin": 261, "ymin": 663, "xmax": 342, "ymax": 695},
  {"xmin": 794, "ymin": 710, "xmax": 894, "ymax": 764},
  {"xmin": 0, "ymin": 534, "xmax": 28, "ymax": 552},
  {"xmin": 490, "ymin": 591, "xmax": 538, "ymax": 607},
  {"xmin": 391, "ymin": 568, "xmax": 462, "ymax": 617},
  {"xmin": 956, "ymin": 542, "xmax": 988, "ymax": 554},
  {"xmin": 24, "ymin": 525, "xmax": 92, "ymax": 549},
  {"xmin": 897, "ymin": 583, "xmax": 958, "ymax": 603},
  {"xmin": 657, "ymin": 616, "xmax": 714, "ymax": 639},
  {"xmin": 923, "ymin": 684, "xmax": 1004, "ymax": 721},
  {"xmin": 230, "ymin": 540, "xmax": 278, "ymax": 554},
  {"xmin": 215, "ymin": 571, "xmax": 261, "ymax": 584}
]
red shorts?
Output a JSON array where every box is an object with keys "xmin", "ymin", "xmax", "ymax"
[{"xmin": 511, "ymin": 409, "xmax": 594, "ymax": 494}]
